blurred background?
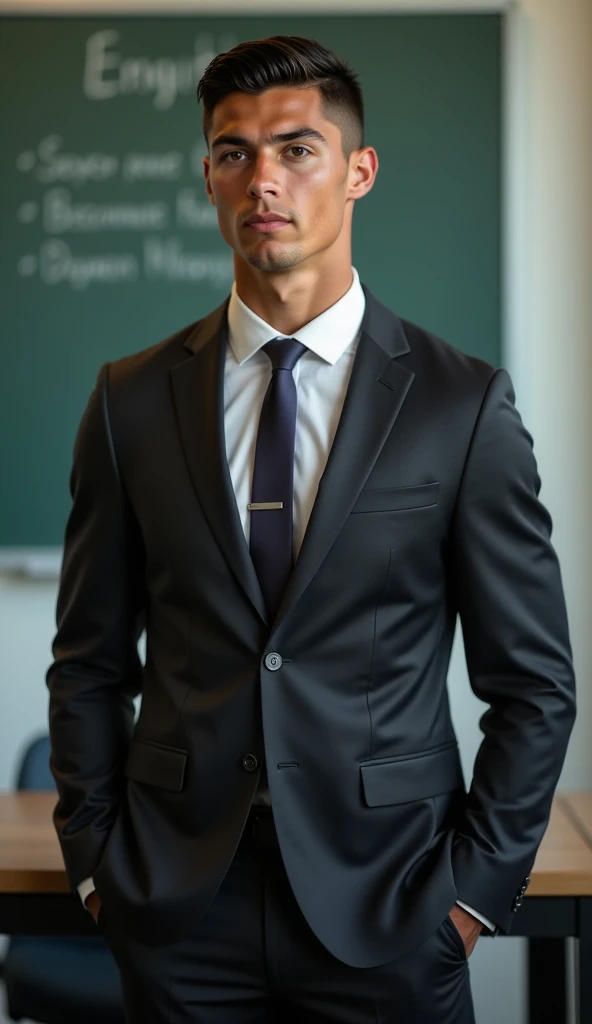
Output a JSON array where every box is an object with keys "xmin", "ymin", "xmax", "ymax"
[{"xmin": 0, "ymin": 0, "xmax": 590, "ymax": 1021}]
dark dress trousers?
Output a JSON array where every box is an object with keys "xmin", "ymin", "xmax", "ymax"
[{"xmin": 47, "ymin": 285, "xmax": 576, "ymax": 1019}]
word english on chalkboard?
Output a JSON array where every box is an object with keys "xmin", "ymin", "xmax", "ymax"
[{"xmin": 83, "ymin": 29, "xmax": 238, "ymax": 112}]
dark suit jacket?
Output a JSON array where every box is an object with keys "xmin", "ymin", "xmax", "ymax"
[{"xmin": 47, "ymin": 284, "xmax": 576, "ymax": 967}]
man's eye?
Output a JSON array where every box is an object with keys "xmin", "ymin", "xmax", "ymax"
[{"xmin": 220, "ymin": 147, "xmax": 310, "ymax": 163}]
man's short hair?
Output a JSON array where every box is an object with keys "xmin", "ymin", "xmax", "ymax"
[{"xmin": 197, "ymin": 35, "xmax": 364, "ymax": 160}]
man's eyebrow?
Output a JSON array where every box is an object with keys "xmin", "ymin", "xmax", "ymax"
[{"xmin": 211, "ymin": 127, "xmax": 328, "ymax": 150}]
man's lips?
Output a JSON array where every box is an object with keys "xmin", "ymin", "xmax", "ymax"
[
  {"xmin": 247, "ymin": 219, "xmax": 292, "ymax": 232},
  {"xmin": 244, "ymin": 212, "xmax": 292, "ymax": 231}
]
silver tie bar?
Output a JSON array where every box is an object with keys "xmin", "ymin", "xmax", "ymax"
[{"xmin": 247, "ymin": 502, "xmax": 284, "ymax": 511}]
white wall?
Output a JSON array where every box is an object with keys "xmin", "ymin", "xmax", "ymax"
[
  {"xmin": 503, "ymin": 0, "xmax": 592, "ymax": 794},
  {"xmin": 0, "ymin": 2, "xmax": 590, "ymax": 1022}
]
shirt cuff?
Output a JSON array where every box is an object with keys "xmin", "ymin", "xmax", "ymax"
[
  {"xmin": 77, "ymin": 876, "xmax": 96, "ymax": 909},
  {"xmin": 456, "ymin": 899, "xmax": 498, "ymax": 935}
]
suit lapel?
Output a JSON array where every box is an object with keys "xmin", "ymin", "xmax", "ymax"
[
  {"xmin": 170, "ymin": 299, "xmax": 269, "ymax": 625},
  {"xmin": 169, "ymin": 285, "xmax": 415, "ymax": 634},
  {"xmin": 272, "ymin": 287, "xmax": 415, "ymax": 633}
]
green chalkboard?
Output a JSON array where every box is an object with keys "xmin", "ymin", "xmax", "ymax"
[{"xmin": 0, "ymin": 13, "xmax": 500, "ymax": 551}]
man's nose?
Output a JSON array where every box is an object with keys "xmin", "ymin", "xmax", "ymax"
[{"xmin": 247, "ymin": 154, "xmax": 281, "ymax": 197}]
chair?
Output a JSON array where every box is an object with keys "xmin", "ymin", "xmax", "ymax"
[{"xmin": 1, "ymin": 733, "xmax": 126, "ymax": 1023}]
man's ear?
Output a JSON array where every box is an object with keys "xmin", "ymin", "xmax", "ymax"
[{"xmin": 348, "ymin": 146, "xmax": 378, "ymax": 201}]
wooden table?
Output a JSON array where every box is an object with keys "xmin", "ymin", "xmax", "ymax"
[
  {"xmin": 1, "ymin": 792, "xmax": 592, "ymax": 1022},
  {"xmin": 0, "ymin": 791, "xmax": 96, "ymax": 936},
  {"xmin": 518, "ymin": 794, "xmax": 592, "ymax": 1024}
]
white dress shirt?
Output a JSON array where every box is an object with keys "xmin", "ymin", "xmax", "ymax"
[{"xmin": 78, "ymin": 266, "xmax": 496, "ymax": 934}]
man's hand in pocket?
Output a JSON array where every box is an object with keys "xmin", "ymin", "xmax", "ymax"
[
  {"xmin": 448, "ymin": 904, "xmax": 484, "ymax": 958},
  {"xmin": 85, "ymin": 890, "xmax": 102, "ymax": 926}
]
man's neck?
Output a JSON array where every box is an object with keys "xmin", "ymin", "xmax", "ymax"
[{"xmin": 234, "ymin": 263, "xmax": 354, "ymax": 336}]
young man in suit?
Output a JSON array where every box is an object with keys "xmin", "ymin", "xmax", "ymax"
[{"xmin": 47, "ymin": 34, "xmax": 576, "ymax": 1023}]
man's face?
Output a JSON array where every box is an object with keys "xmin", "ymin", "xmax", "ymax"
[{"xmin": 203, "ymin": 86, "xmax": 358, "ymax": 273}]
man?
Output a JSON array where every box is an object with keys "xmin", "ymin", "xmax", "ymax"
[{"xmin": 47, "ymin": 34, "xmax": 576, "ymax": 1024}]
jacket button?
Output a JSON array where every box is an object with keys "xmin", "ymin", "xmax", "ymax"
[
  {"xmin": 242, "ymin": 754, "xmax": 258, "ymax": 772},
  {"xmin": 264, "ymin": 652, "xmax": 283, "ymax": 671}
]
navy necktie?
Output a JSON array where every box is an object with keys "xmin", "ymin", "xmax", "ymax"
[{"xmin": 249, "ymin": 336, "xmax": 307, "ymax": 620}]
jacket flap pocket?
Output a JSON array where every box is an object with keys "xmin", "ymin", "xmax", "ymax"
[
  {"xmin": 360, "ymin": 743, "xmax": 464, "ymax": 807},
  {"xmin": 125, "ymin": 737, "xmax": 188, "ymax": 792},
  {"xmin": 350, "ymin": 482, "xmax": 439, "ymax": 514}
]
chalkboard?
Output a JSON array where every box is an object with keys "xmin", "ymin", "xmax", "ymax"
[{"xmin": 0, "ymin": 13, "xmax": 500, "ymax": 554}]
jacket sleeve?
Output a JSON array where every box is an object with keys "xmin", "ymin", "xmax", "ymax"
[
  {"xmin": 46, "ymin": 362, "xmax": 145, "ymax": 894},
  {"xmin": 449, "ymin": 367, "xmax": 576, "ymax": 934}
]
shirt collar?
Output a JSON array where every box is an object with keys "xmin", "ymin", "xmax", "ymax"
[{"xmin": 227, "ymin": 267, "xmax": 365, "ymax": 366}]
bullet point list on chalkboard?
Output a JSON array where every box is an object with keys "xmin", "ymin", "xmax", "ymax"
[
  {"xmin": 13, "ymin": 238, "xmax": 233, "ymax": 291},
  {"xmin": 15, "ymin": 136, "xmax": 211, "ymax": 186}
]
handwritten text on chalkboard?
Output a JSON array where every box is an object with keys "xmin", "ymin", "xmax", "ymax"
[{"xmin": 84, "ymin": 30, "xmax": 238, "ymax": 111}]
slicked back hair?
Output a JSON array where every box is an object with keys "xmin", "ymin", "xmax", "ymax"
[{"xmin": 197, "ymin": 35, "xmax": 364, "ymax": 160}]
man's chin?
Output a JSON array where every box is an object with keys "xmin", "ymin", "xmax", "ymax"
[{"xmin": 244, "ymin": 243, "xmax": 306, "ymax": 272}]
